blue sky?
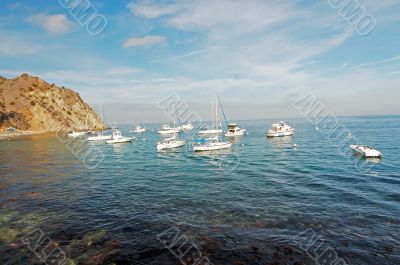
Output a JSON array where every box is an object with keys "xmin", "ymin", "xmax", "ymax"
[{"xmin": 0, "ymin": 0, "xmax": 399, "ymax": 123}]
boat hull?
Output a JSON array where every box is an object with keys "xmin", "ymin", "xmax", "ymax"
[
  {"xmin": 350, "ymin": 145, "xmax": 382, "ymax": 158},
  {"xmin": 267, "ymin": 131, "xmax": 294, "ymax": 138},
  {"xmin": 68, "ymin": 131, "xmax": 89, "ymax": 137},
  {"xmin": 193, "ymin": 142, "xmax": 232, "ymax": 151},
  {"xmin": 198, "ymin": 129, "xmax": 223, "ymax": 135},
  {"xmin": 225, "ymin": 130, "xmax": 246, "ymax": 137},
  {"xmin": 87, "ymin": 135, "xmax": 112, "ymax": 141},
  {"xmin": 106, "ymin": 138, "xmax": 133, "ymax": 144},
  {"xmin": 158, "ymin": 130, "xmax": 180, "ymax": 134},
  {"xmin": 157, "ymin": 140, "xmax": 185, "ymax": 150}
]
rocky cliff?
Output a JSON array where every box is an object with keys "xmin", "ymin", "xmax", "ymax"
[{"xmin": 0, "ymin": 73, "xmax": 104, "ymax": 132}]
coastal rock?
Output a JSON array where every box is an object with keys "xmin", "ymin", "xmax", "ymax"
[{"xmin": 0, "ymin": 73, "xmax": 104, "ymax": 132}]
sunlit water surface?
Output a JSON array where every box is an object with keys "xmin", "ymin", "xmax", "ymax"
[{"xmin": 0, "ymin": 116, "xmax": 399, "ymax": 264}]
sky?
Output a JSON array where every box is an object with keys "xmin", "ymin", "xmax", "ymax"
[{"xmin": 0, "ymin": 0, "xmax": 399, "ymax": 123}]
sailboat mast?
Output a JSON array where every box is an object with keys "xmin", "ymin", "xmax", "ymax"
[
  {"xmin": 100, "ymin": 103, "xmax": 103, "ymax": 133},
  {"xmin": 217, "ymin": 95, "xmax": 229, "ymax": 129}
]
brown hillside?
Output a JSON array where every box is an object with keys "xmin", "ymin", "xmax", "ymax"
[{"xmin": 0, "ymin": 73, "xmax": 104, "ymax": 132}]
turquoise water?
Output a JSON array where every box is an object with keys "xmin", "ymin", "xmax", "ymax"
[{"xmin": 0, "ymin": 116, "xmax": 399, "ymax": 264}]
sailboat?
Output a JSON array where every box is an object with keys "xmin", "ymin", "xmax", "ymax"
[
  {"xmin": 87, "ymin": 104, "xmax": 112, "ymax": 141},
  {"xmin": 198, "ymin": 97, "xmax": 222, "ymax": 135},
  {"xmin": 193, "ymin": 97, "xmax": 232, "ymax": 151},
  {"xmin": 157, "ymin": 132, "xmax": 185, "ymax": 151},
  {"xmin": 157, "ymin": 98, "xmax": 185, "ymax": 151}
]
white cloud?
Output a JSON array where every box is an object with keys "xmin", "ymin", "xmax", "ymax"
[
  {"xmin": 348, "ymin": 55, "xmax": 400, "ymax": 69},
  {"xmin": 0, "ymin": 35, "xmax": 42, "ymax": 56},
  {"xmin": 127, "ymin": 0, "xmax": 177, "ymax": 18},
  {"xmin": 150, "ymin": 48, "xmax": 210, "ymax": 63},
  {"xmin": 29, "ymin": 14, "xmax": 71, "ymax": 33},
  {"xmin": 123, "ymin": 35, "xmax": 166, "ymax": 48}
]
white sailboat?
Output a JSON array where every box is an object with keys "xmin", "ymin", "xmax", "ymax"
[
  {"xmin": 106, "ymin": 129, "xmax": 133, "ymax": 144},
  {"xmin": 157, "ymin": 132, "xmax": 185, "ymax": 151},
  {"xmin": 193, "ymin": 97, "xmax": 232, "ymax": 152},
  {"xmin": 87, "ymin": 104, "xmax": 112, "ymax": 141}
]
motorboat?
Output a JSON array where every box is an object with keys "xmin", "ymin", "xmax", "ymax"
[
  {"xmin": 179, "ymin": 122, "xmax": 194, "ymax": 131},
  {"xmin": 87, "ymin": 104, "xmax": 112, "ymax": 141},
  {"xmin": 193, "ymin": 97, "xmax": 232, "ymax": 152},
  {"xmin": 68, "ymin": 131, "xmax": 90, "ymax": 137},
  {"xmin": 267, "ymin": 121, "xmax": 294, "ymax": 137},
  {"xmin": 133, "ymin": 125, "xmax": 147, "ymax": 133},
  {"xmin": 106, "ymin": 130, "xmax": 133, "ymax": 144},
  {"xmin": 157, "ymin": 133, "xmax": 185, "ymax": 151},
  {"xmin": 177, "ymin": 122, "xmax": 194, "ymax": 131},
  {"xmin": 225, "ymin": 123, "xmax": 246, "ymax": 137},
  {"xmin": 350, "ymin": 145, "xmax": 382, "ymax": 158},
  {"xmin": 193, "ymin": 136, "xmax": 232, "ymax": 151},
  {"xmin": 158, "ymin": 124, "xmax": 180, "ymax": 135}
]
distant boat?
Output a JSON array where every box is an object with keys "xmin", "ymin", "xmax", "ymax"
[
  {"xmin": 177, "ymin": 122, "xmax": 194, "ymax": 131},
  {"xmin": 193, "ymin": 96, "xmax": 232, "ymax": 151},
  {"xmin": 157, "ymin": 132, "xmax": 185, "ymax": 151},
  {"xmin": 350, "ymin": 145, "xmax": 382, "ymax": 158},
  {"xmin": 87, "ymin": 104, "xmax": 112, "ymax": 141},
  {"xmin": 68, "ymin": 131, "xmax": 90, "ymax": 137},
  {"xmin": 133, "ymin": 125, "xmax": 147, "ymax": 133},
  {"xmin": 267, "ymin": 121, "xmax": 294, "ymax": 137},
  {"xmin": 106, "ymin": 129, "xmax": 133, "ymax": 144},
  {"xmin": 225, "ymin": 123, "xmax": 246, "ymax": 137},
  {"xmin": 158, "ymin": 124, "xmax": 180, "ymax": 135}
]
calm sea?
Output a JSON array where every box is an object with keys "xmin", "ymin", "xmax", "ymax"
[{"xmin": 1, "ymin": 115, "xmax": 399, "ymax": 265}]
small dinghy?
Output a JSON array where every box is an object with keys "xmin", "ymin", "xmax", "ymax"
[{"xmin": 350, "ymin": 145, "xmax": 382, "ymax": 158}]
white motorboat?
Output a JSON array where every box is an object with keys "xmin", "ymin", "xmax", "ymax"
[
  {"xmin": 350, "ymin": 145, "xmax": 382, "ymax": 158},
  {"xmin": 193, "ymin": 97, "xmax": 232, "ymax": 152},
  {"xmin": 68, "ymin": 131, "xmax": 90, "ymax": 137},
  {"xmin": 106, "ymin": 130, "xmax": 133, "ymax": 144},
  {"xmin": 157, "ymin": 133, "xmax": 185, "ymax": 151},
  {"xmin": 133, "ymin": 125, "xmax": 147, "ymax": 133},
  {"xmin": 87, "ymin": 104, "xmax": 112, "ymax": 141},
  {"xmin": 177, "ymin": 122, "xmax": 194, "ymax": 131},
  {"xmin": 267, "ymin": 121, "xmax": 295, "ymax": 137},
  {"xmin": 158, "ymin": 124, "xmax": 180, "ymax": 135},
  {"xmin": 225, "ymin": 123, "xmax": 246, "ymax": 137}
]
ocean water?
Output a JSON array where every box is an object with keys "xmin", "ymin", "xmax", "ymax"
[{"xmin": 0, "ymin": 115, "xmax": 399, "ymax": 265}]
